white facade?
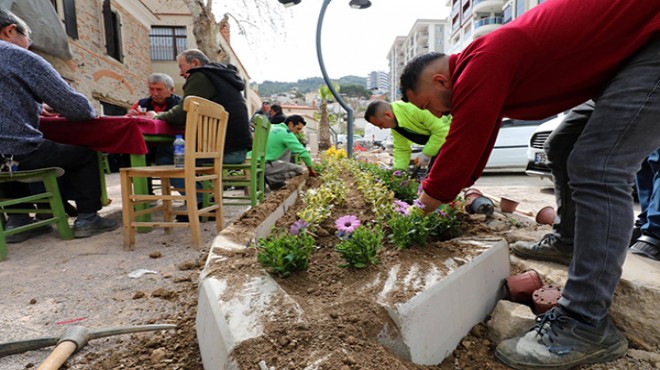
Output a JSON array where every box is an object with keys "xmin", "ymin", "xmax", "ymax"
[
  {"xmin": 446, "ymin": 0, "xmax": 548, "ymax": 54},
  {"xmin": 366, "ymin": 70, "xmax": 389, "ymax": 95},
  {"xmin": 387, "ymin": 19, "xmax": 450, "ymax": 101}
]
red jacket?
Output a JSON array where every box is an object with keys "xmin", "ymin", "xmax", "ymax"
[{"xmin": 424, "ymin": 0, "xmax": 660, "ymax": 202}]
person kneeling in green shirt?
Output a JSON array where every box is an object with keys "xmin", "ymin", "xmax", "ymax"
[
  {"xmin": 265, "ymin": 115, "xmax": 317, "ymax": 190},
  {"xmin": 365, "ymin": 101, "xmax": 451, "ymax": 171}
]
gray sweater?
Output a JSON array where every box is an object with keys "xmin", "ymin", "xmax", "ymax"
[{"xmin": 0, "ymin": 40, "xmax": 96, "ymax": 156}]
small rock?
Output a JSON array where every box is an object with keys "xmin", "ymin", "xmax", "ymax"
[
  {"xmin": 329, "ymin": 312, "xmax": 338, "ymax": 319},
  {"xmin": 29, "ymin": 298, "xmax": 37, "ymax": 305},
  {"xmin": 149, "ymin": 251, "xmax": 162, "ymax": 259},
  {"xmin": 461, "ymin": 340, "xmax": 472, "ymax": 350},
  {"xmin": 150, "ymin": 348, "xmax": 166, "ymax": 363},
  {"xmin": 132, "ymin": 291, "xmax": 146, "ymax": 299},
  {"xmin": 278, "ymin": 337, "xmax": 290, "ymax": 347},
  {"xmin": 628, "ymin": 349, "xmax": 660, "ymax": 363},
  {"xmin": 173, "ymin": 276, "xmax": 191, "ymax": 283},
  {"xmin": 343, "ymin": 355, "xmax": 356, "ymax": 365},
  {"xmin": 177, "ymin": 260, "xmax": 198, "ymax": 271},
  {"xmin": 346, "ymin": 335, "xmax": 357, "ymax": 345}
]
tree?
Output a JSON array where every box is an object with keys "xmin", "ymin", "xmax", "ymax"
[
  {"xmin": 318, "ymin": 83, "xmax": 339, "ymax": 151},
  {"xmin": 178, "ymin": 0, "xmax": 286, "ymax": 63}
]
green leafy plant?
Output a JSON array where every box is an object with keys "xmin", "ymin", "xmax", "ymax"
[
  {"xmin": 388, "ymin": 204, "xmax": 460, "ymax": 249},
  {"xmin": 256, "ymin": 232, "xmax": 315, "ymax": 278},
  {"xmin": 335, "ymin": 225, "xmax": 383, "ymax": 268}
]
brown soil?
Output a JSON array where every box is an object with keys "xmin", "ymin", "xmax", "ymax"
[{"xmin": 1, "ymin": 174, "xmax": 655, "ymax": 370}]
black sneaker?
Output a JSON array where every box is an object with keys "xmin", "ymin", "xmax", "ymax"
[
  {"xmin": 511, "ymin": 233, "xmax": 573, "ymax": 265},
  {"xmin": 73, "ymin": 215, "xmax": 119, "ymax": 238},
  {"xmin": 5, "ymin": 221, "xmax": 52, "ymax": 243},
  {"xmin": 629, "ymin": 234, "xmax": 660, "ymax": 261},
  {"xmin": 495, "ymin": 306, "xmax": 628, "ymax": 370}
]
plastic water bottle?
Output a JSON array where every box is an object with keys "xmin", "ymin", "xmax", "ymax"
[{"xmin": 173, "ymin": 135, "xmax": 185, "ymax": 168}]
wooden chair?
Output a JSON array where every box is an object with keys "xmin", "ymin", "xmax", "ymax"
[
  {"xmin": 120, "ymin": 96, "xmax": 229, "ymax": 250},
  {"xmin": 222, "ymin": 114, "xmax": 271, "ymax": 207},
  {"xmin": 0, "ymin": 167, "xmax": 73, "ymax": 261}
]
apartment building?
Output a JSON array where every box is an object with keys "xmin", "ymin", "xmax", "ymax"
[
  {"xmin": 366, "ymin": 70, "xmax": 389, "ymax": 95},
  {"xmin": 386, "ymin": 19, "xmax": 450, "ymax": 101},
  {"xmin": 447, "ymin": 0, "xmax": 548, "ymax": 53}
]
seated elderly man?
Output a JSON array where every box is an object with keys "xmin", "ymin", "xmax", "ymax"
[
  {"xmin": 0, "ymin": 9, "xmax": 118, "ymax": 241},
  {"xmin": 265, "ymin": 115, "xmax": 317, "ymax": 190},
  {"xmin": 126, "ymin": 73, "xmax": 181, "ymax": 117}
]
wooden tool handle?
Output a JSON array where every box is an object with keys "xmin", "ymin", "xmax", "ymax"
[{"xmin": 37, "ymin": 341, "xmax": 77, "ymax": 370}]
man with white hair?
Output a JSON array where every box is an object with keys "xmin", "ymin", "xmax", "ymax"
[{"xmin": 126, "ymin": 73, "xmax": 181, "ymax": 117}]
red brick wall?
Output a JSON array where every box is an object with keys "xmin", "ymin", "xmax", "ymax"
[{"xmin": 37, "ymin": 0, "xmax": 152, "ymax": 112}]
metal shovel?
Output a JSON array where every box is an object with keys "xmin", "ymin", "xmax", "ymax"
[{"xmin": 0, "ymin": 324, "xmax": 176, "ymax": 370}]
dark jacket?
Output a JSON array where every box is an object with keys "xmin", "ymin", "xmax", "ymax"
[
  {"xmin": 269, "ymin": 112, "xmax": 286, "ymax": 125},
  {"xmin": 156, "ymin": 63, "xmax": 252, "ymax": 153},
  {"xmin": 137, "ymin": 95, "xmax": 182, "ymax": 112}
]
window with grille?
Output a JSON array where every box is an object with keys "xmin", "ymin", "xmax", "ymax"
[{"xmin": 150, "ymin": 26, "xmax": 187, "ymax": 61}]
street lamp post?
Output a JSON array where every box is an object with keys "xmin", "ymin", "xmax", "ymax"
[{"xmin": 279, "ymin": 0, "xmax": 371, "ymax": 158}]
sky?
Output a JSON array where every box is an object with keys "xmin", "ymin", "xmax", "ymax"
[{"xmin": 213, "ymin": 1, "xmax": 449, "ymax": 83}]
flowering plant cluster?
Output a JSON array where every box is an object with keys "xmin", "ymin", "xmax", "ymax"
[
  {"xmin": 321, "ymin": 145, "xmax": 347, "ymax": 160},
  {"xmin": 335, "ymin": 216, "xmax": 383, "ymax": 269},
  {"xmin": 358, "ymin": 163, "xmax": 420, "ymax": 203},
  {"xmin": 255, "ymin": 155, "xmax": 461, "ymax": 277}
]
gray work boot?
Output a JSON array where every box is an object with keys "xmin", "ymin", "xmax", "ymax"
[
  {"xmin": 495, "ymin": 306, "xmax": 628, "ymax": 370},
  {"xmin": 73, "ymin": 215, "xmax": 119, "ymax": 238},
  {"xmin": 5, "ymin": 216, "xmax": 52, "ymax": 243},
  {"xmin": 511, "ymin": 233, "xmax": 573, "ymax": 265}
]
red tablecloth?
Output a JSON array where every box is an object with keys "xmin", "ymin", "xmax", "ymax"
[{"xmin": 39, "ymin": 116, "xmax": 184, "ymax": 155}]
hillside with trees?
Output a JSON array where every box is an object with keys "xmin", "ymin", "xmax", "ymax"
[{"xmin": 254, "ymin": 76, "xmax": 369, "ymax": 98}]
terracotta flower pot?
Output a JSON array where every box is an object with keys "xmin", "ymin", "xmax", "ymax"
[
  {"xmin": 536, "ymin": 206, "xmax": 557, "ymax": 225},
  {"xmin": 465, "ymin": 196, "xmax": 494, "ymax": 216},
  {"xmin": 464, "ymin": 188, "xmax": 483, "ymax": 199},
  {"xmin": 505, "ymin": 270, "xmax": 544, "ymax": 304},
  {"xmin": 533, "ymin": 285, "xmax": 562, "ymax": 314},
  {"xmin": 499, "ymin": 197, "xmax": 520, "ymax": 213}
]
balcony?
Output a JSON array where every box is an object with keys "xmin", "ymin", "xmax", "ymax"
[
  {"xmin": 473, "ymin": 0, "xmax": 505, "ymax": 13},
  {"xmin": 473, "ymin": 16, "xmax": 503, "ymax": 37},
  {"xmin": 451, "ymin": 0, "xmax": 461, "ymax": 17}
]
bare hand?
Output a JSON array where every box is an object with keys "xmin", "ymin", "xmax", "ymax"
[
  {"xmin": 308, "ymin": 167, "xmax": 318, "ymax": 177},
  {"xmin": 145, "ymin": 111, "xmax": 157, "ymax": 118},
  {"xmin": 417, "ymin": 190, "xmax": 444, "ymax": 214},
  {"xmin": 40, "ymin": 103, "xmax": 59, "ymax": 117}
]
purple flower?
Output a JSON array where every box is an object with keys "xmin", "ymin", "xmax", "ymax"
[
  {"xmin": 289, "ymin": 219, "xmax": 309, "ymax": 236},
  {"xmin": 392, "ymin": 170, "xmax": 404, "ymax": 177},
  {"xmin": 434, "ymin": 208, "xmax": 448, "ymax": 218},
  {"xmin": 335, "ymin": 215, "xmax": 361, "ymax": 234},
  {"xmin": 413, "ymin": 199, "xmax": 426, "ymax": 210},
  {"xmin": 400, "ymin": 180, "xmax": 410, "ymax": 187},
  {"xmin": 417, "ymin": 184, "xmax": 424, "ymax": 196},
  {"xmin": 394, "ymin": 199, "xmax": 411, "ymax": 215}
]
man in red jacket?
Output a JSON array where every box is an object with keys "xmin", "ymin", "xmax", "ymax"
[{"xmin": 398, "ymin": 0, "xmax": 659, "ymax": 369}]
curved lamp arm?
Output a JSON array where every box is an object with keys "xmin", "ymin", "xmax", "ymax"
[{"xmin": 316, "ymin": 0, "xmax": 354, "ymax": 158}]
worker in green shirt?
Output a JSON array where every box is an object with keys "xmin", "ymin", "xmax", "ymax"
[
  {"xmin": 265, "ymin": 115, "xmax": 317, "ymax": 190},
  {"xmin": 365, "ymin": 100, "xmax": 451, "ymax": 170}
]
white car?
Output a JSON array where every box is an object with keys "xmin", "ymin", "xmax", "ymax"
[
  {"xmin": 484, "ymin": 116, "xmax": 560, "ymax": 172},
  {"xmin": 525, "ymin": 114, "xmax": 565, "ymax": 179}
]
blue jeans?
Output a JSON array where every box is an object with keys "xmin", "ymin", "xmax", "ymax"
[
  {"xmin": 156, "ymin": 143, "xmax": 247, "ymax": 202},
  {"xmin": 634, "ymin": 148, "xmax": 660, "ymax": 236},
  {"xmin": 553, "ymin": 37, "xmax": 660, "ymax": 323}
]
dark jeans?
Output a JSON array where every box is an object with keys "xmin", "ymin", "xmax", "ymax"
[
  {"xmin": 12, "ymin": 139, "xmax": 102, "ymax": 213},
  {"xmin": 155, "ymin": 143, "xmax": 247, "ymax": 202},
  {"xmin": 545, "ymin": 100, "xmax": 594, "ymax": 248},
  {"xmin": 552, "ymin": 37, "xmax": 660, "ymax": 323},
  {"xmin": 635, "ymin": 148, "xmax": 660, "ymax": 236}
]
